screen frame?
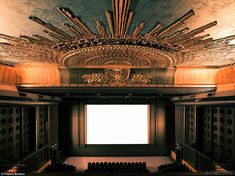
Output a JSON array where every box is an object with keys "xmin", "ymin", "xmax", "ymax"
[{"xmin": 85, "ymin": 104, "xmax": 150, "ymax": 145}]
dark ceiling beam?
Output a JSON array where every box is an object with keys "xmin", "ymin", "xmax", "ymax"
[
  {"xmin": 29, "ymin": 16, "xmax": 73, "ymax": 40},
  {"xmin": 105, "ymin": 10, "xmax": 115, "ymax": 38},
  {"xmin": 172, "ymin": 21, "xmax": 217, "ymax": 43},
  {"xmin": 155, "ymin": 9, "xmax": 195, "ymax": 39},
  {"xmin": 64, "ymin": 23, "xmax": 83, "ymax": 39},
  {"xmin": 32, "ymin": 34, "xmax": 55, "ymax": 44},
  {"xmin": 96, "ymin": 21, "xmax": 107, "ymax": 38},
  {"xmin": 165, "ymin": 27, "xmax": 189, "ymax": 40},
  {"xmin": 20, "ymin": 35, "xmax": 38, "ymax": 43},
  {"xmin": 124, "ymin": 11, "xmax": 133, "ymax": 37},
  {"xmin": 131, "ymin": 22, "xmax": 144, "ymax": 37},
  {"xmin": 57, "ymin": 7, "xmax": 93, "ymax": 39},
  {"xmin": 146, "ymin": 24, "xmax": 163, "ymax": 37},
  {"xmin": 43, "ymin": 30, "xmax": 66, "ymax": 42}
]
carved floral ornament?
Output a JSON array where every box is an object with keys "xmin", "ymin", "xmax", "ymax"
[
  {"xmin": 0, "ymin": 0, "xmax": 235, "ymax": 73},
  {"xmin": 82, "ymin": 70, "xmax": 152, "ymax": 84}
]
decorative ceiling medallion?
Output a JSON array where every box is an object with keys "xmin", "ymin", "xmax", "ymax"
[
  {"xmin": 60, "ymin": 45, "xmax": 173, "ymax": 68},
  {"xmin": 0, "ymin": 0, "xmax": 235, "ymax": 67}
]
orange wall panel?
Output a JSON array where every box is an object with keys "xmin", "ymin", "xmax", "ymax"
[
  {"xmin": 215, "ymin": 66, "xmax": 235, "ymax": 84},
  {"xmin": 15, "ymin": 64, "xmax": 61, "ymax": 85},
  {"xmin": 0, "ymin": 65, "xmax": 18, "ymax": 83},
  {"xmin": 174, "ymin": 68, "xmax": 218, "ymax": 85}
]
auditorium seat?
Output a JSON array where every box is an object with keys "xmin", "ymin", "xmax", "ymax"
[
  {"xmin": 85, "ymin": 161, "xmax": 149, "ymax": 173},
  {"xmin": 157, "ymin": 162, "xmax": 192, "ymax": 173},
  {"xmin": 41, "ymin": 163, "xmax": 76, "ymax": 173}
]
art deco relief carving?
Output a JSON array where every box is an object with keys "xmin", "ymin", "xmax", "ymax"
[
  {"xmin": 105, "ymin": 68, "xmax": 130, "ymax": 83},
  {"xmin": 60, "ymin": 45, "xmax": 173, "ymax": 68},
  {"xmin": 129, "ymin": 73, "xmax": 152, "ymax": 84},
  {"xmin": 82, "ymin": 73, "xmax": 105, "ymax": 84},
  {"xmin": 82, "ymin": 69, "xmax": 152, "ymax": 85},
  {"xmin": 59, "ymin": 68, "xmax": 174, "ymax": 85}
]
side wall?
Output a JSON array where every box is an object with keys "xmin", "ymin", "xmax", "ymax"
[
  {"xmin": 0, "ymin": 103, "xmax": 59, "ymax": 172},
  {"xmin": 174, "ymin": 104, "xmax": 235, "ymax": 171}
]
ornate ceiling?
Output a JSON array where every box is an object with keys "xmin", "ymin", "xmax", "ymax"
[{"xmin": 0, "ymin": 0, "xmax": 235, "ymax": 69}]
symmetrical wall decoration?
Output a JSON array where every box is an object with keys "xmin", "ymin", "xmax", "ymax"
[
  {"xmin": 82, "ymin": 70, "xmax": 151, "ymax": 84},
  {"xmin": 82, "ymin": 73, "xmax": 106, "ymax": 84},
  {"xmin": 0, "ymin": 0, "xmax": 235, "ymax": 68},
  {"xmin": 60, "ymin": 68, "xmax": 174, "ymax": 85}
]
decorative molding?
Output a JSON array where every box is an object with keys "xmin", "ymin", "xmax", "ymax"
[
  {"xmin": 18, "ymin": 83, "xmax": 174, "ymax": 88},
  {"xmin": 60, "ymin": 45, "xmax": 173, "ymax": 68},
  {"xmin": 82, "ymin": 73, "xmax": 106, "ymax": 84},
  {"xmin": 18, "ymin": 83, "xmax": 216, "ymax": 88},
  {"xmin": 129, "ymin": 73, "xmax": 152, "ymax": 84},
  {"xmin": 105, "ymin": 68, "xmax": 130, "ymax": 83},
  {"xmin": 59, "ymin": 68, "xmax": 174, "ymax": 85},
  {"xmin": 218, "ymin": 62, "xmax": 235, "ymax": 69},
  {"xmin": 81, "ymin": 70, "xmax": 152, "ymax": 85}
]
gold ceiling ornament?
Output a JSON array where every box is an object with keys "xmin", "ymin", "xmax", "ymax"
[
  {"xmin": 82, "ymin": 73, "xmax": 106, "ymax": 84},
  {"xmin": 129, "ymin": 73, "xmax": 152, "ymax": 84},
  {"xmin": 105, "ymin": 67, "xmax": 130, "ymax": 83},
  {"xmin": 60, "ymin": 45, "xmax": 173, "ymax": 68},
  {"xmin": 0, "ymin": 0, "xmax": 235, "ymax": 67},
  {"xmin": 81, "ymin": 70, "xmax": 152, "ymax": 85}
]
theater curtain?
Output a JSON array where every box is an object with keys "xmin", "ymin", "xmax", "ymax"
[
  {"xmin": 149, "ymin": 99, "xmax": 167, "ymax": 147},
  {"xmin": 71, "ymin": 102, "xmax": 86, "ymax": 149},
  {"xmin": 149, "ymin": 99, "xmax": 157, "ymax": 145}
]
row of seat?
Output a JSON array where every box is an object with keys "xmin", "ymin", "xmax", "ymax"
[
  {"xmin": 86, "ymin": 162, "xmax": 148, "ymax": 173},
  {"xmin": 42, "ymin": 163, "xmax": 76, "ymax": 173},
  {"xmin": 41, "ymin": 161, "xmax": 191, "ymax": 173},
  {"xmin": 158, "ymin": 162, "xmax": 191, "ymax": 173}
]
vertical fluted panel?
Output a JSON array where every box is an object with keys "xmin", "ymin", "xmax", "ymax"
[{"xmin": 0, "ymin": 65, "xmax": 18, "ymax": 83}]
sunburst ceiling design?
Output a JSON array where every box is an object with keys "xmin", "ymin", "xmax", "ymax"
[{"xmin": 0, "ymin": 0, "xmax": 235, "ymax": 68}]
